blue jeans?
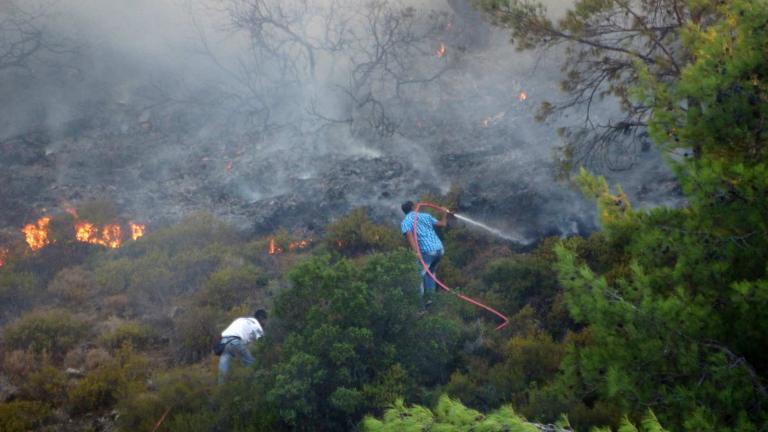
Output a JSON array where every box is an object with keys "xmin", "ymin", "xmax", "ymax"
[
  {"xmin": 218, "ymin": 338, "xmax": 255, "ymax": 384},
  {"xmin": 419, "ymin": 249, "xmax": 444, "ymax": 305}
]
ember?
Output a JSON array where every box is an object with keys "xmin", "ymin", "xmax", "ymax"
[
  {"xmin": 0, "ymin": 248, "xmax": 7, "ymax": 268},
  {"xmin": 436, "ymin": 42, "xmax": 446, "ymax": 58},
  {"xmin": 22, "ymin": 217, "xmax": 52, "ymax": 251},
  {"xmin": 518, "ymin": 90, "xmax": 527, "ymax": 102}
]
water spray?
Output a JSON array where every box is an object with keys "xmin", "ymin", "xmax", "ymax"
[
  {"xmin": 452, "ymin": 213, "xmax": 526, "ymax": 243},
  {"xmin": 413, "ymin": 202, "xmax": 509, "ymax": 330}
]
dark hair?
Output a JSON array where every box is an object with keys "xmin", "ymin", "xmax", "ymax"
[
  {"xmin": 253, "ymin": 309, "xmax": 268, "ymax": 321},
  {"xmin": 401, "ymin": 201, "xmax": 414, "ymax": 214}
]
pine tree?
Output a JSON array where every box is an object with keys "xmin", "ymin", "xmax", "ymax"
[{"xmin": 553, "ymin": 1, "xmax": 768, "ymax": 430}]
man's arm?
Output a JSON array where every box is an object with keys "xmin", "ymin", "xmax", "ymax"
[
  {"xmin": 405, "ymin": 230, "xmax": 419, "ymax": 254},
  {"xmin": 434, "ymin": 209, "xmax": 450, "ymax": 228}
]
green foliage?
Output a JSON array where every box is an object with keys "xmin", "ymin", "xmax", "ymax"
[
  {"xmin": 551, "ymin": 3, "xmax": 768, "ymax": 428},
  {"xmin": 0, "ymin": 270, "xmax": 41, "ymax": 320},
  {"xmin": 362, "ymin": 394, "xmax": 540, "ymax": 431},
  {"xmin": 2, "ymin": 309, "xmax": 87, "ymax": 357},
  {"xmin": 261, "ymin": 250, "xmax": 475, "ymax": 430},
  {"xmin": 21, "ymin": 361, "xmax": 68, "ymax": 405},
  {"xmin": 47, "ymin": 266, "xmax": 96, "ymax": 303},
  {"xmin": 67, "ymin": 344, "xmax": 149, "ymax": 415},
  {"xmin": 99, "ymin": 320, "xmax": 157, "ymax": 350},
  {"xmin": 195, "ymin": 264, "xmax": 265, "ymax": 310},
  {"xmin": 172, "ymin": 306, "xmax": 224, "ymax": 363},
  {"xmin": 118, "ymin": 365, "xmax": 214, "ymax": 431},
  {"xmin": 0, "ymin": 401, "xmax": 51, "ymax": 432},
  {"xmin": 323, "ymin": 208, "xmax": 401, "ymax": 255}
]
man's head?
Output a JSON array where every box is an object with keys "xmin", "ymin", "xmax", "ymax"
[
  {"xmin": 401, "ymin": 201, "xmax": 414, "ymax": 214},
  {"xmin": 254, "ymin": 309, "xmax": 268, "ymax": 322}
]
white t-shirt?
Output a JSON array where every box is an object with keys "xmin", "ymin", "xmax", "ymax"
[{"xmin": 221, "ymin": 317, "xmax": 264, "ymax": 344}]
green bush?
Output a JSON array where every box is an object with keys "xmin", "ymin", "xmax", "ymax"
[
  {"xmin": 0, "ymin": 401, "xmax": 51, "ymax": 432},
  {"xmin": 2, "ymin": 309, "xmax": 87, "ymax": 358},
  {"xmin": 118, "ymin": 365, "xmax": 214, "ymax": 431},
  {"xmin": 67, "ymin": 345, "xmax": 149, "ymax": 415},
  {"xmin": 323, "ymin": 208, "xmax": 401, "ymax": 256},
  {"xmin": 0, "ymin": 270, "xmax": 41, "ymax": 319},
  {"xmin": 99, "ymin": 321, "xmax": 157, "ymax": 350},
  {"xmin": 47, "ymin": 266, "xmax": 96, "ymax": 303},
  {"xmin": 195, "ymin": 265, "xmax": 265, "ymax": 310},
  {"xmin": 22, "ymin": 362, "xmax": 68, "ymax": 405},
  {"xmin": 172, "ymin": 306, "xmax": 224, "ymax": 363}
]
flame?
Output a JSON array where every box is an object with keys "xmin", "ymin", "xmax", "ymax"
[
  {"xmin": 22, "ymin": 217, "xmax": 52, "ymax": 251},
  {"xmin": 268, "ymin": 238, "xmax": 283, "ymax": 255},
  {"xmin": 269, "ymin": 238, "xmax": 311, "ymax": 255},
  {"xmin": 436, "ymin": 42, "xmax": 446, "ymax": 58},
  {"xmin": 130, "ymin": 223, "xmax": 146, "ymax": 241},
  {"xmin": 0, "ymin": 248, "xmax": 8, "ymax": 268},
  {"xmin": 64, "ymin": 205, "xmax": 78, "ymax": 218},
  {"xmin": 518, "ymin": 90, "xmax": 527, "ymax": 102},
  {"xmin": 75, "ymin": 222, "xmax": 122, "ymax": 249}
]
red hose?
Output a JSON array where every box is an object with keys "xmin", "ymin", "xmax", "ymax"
[
  {"xmin": 150, "ymin": 406, "xmax": 172, "ymax": 432},
  {"xmin": 413, "ymin": 202, "xmax": 509, "ymax": 330}
]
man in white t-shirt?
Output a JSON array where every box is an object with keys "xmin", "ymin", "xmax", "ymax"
[{"xmin": 217, "ymin": 309, "xmax": 267, "ymax": 383}]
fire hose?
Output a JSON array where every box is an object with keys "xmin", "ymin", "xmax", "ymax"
[{"xmin": 413, "ymin": 202, "xmax": 509, "ymax": 330}]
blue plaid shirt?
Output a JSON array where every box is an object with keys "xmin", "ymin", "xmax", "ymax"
[{"xmin": 401, "ymin": 211, "xmax": 443, "ymax": 253}]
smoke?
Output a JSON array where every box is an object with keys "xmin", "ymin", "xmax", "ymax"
[{"xmin": 0, "ymin": 0, "xmax": 681, "ymax": 241}]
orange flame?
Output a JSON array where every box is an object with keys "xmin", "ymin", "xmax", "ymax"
[
  {"xmin": 436, "ymin": 42, "xmax": 446, "ymax": 58},
  {"xmin": 22, "ymin": 217, "xmax": 52, "ymax": 251},
  {"xmin": 75, "ymin": 222, "xmax": 122, "ymax": 249},
  {"xmin": 0, "ymin": 248, "xmax": 8, "ymax": 267},
  {"xmin": 269, "ymin": 238, "xmax": 312, "ymax": 255},
  {"xmin": 130, "ymin": 223, "xmax": 146, "ymax": 241},
  {"xmin": 518, "ymin": 90, "xmax": 527, "ymax": 102}
]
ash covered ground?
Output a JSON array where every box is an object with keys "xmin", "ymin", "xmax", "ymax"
[{"xmin": 0, "ymin": 0, "xmax": 683, "ymax": 245}]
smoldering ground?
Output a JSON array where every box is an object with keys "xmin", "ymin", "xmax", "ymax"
[{"xmin": 0, "ymin": 0, "xmax": 682, "ymax": 243}]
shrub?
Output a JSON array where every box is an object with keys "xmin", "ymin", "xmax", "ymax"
[
  {"xmin": 99, "ymin": 321, "xmax": 157, "ymax": 350},
  {"xmin": 0, "ymin": 401, "xmax": 51, "ymax": 432},
  {"xmin": 172, "ymin": 306, "xmax": 223, "ymax": 363},
  {"xmin": 67, "ymin": 345, "xmax": 148, "ymax": 415},
  {"xmin": 2, "ymin": 350, "xmax": 36, "ymax": 385},
  {"xmin": 47, "ymin": 266, "xmax": 96, "ymax": 303},
  {"xmin": 323, "ymin": 208, "xmax": 401, "ymax": 256},
  {"xmin": 21, "ymin": 362, "xmax": 67, "ymax": 405},
  {"xmin": 2, "ymin": 309, "xmax": 88, "ymax": 358},
  {"xmin": 195, "ymin": 265, "xmax": 265, "ymax": 310},
  {"xmin": 0, "ymin": 271, "xmax": 41, "ymax": 320},
  {"xmin": 118, "ymin": 365, "xmax": 214, "ymax": 431}
]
